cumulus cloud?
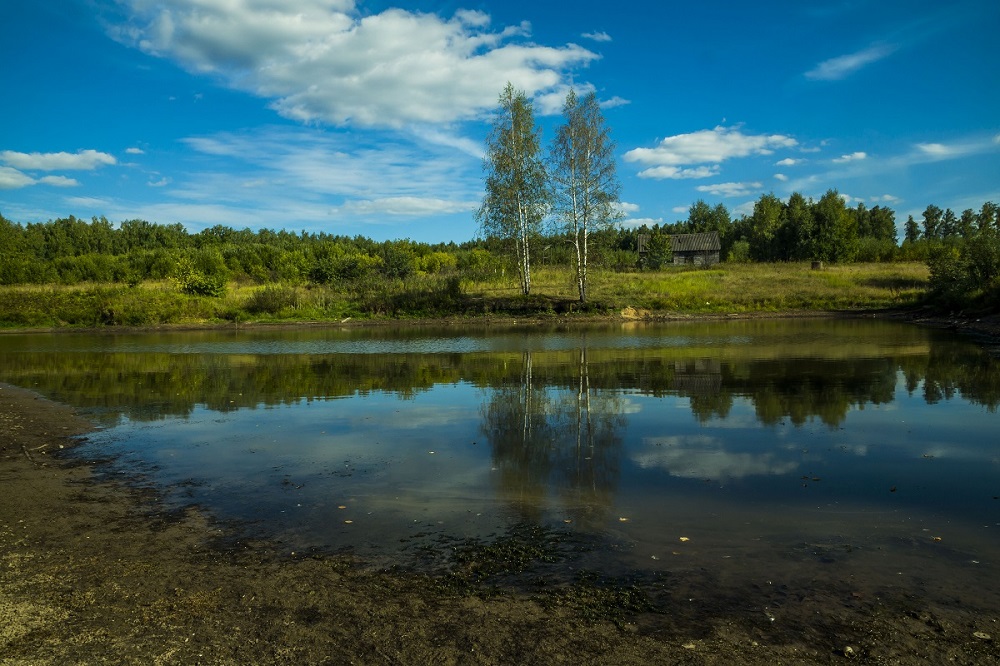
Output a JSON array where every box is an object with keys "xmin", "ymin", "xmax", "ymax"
[
  {"xmin": 696, "ymin": 181, "xmax": 763, "ymax": 197},
  {"xmin": 623, "ymin": 126, "xmax": 797, "ymax": 179},
  {"xmin": 805, "ymin": 43, "xmax": 897, "ymax": 81},
  {"xmin": 126, "ymin": 147, "xmax": 145, "ymax": 155},
  {"xmin": 0, "ymin": 167, "xmax": 35, "ymax": 190},
  {"xmin": 774, "ymin": 173, "xmax": 788, "ymax": 182},
  {"xmin": 111, "ymin": 0, "xmax": 599, "ymax": 128},
  {"xmin": 833, "ymin": 151, "xmax": 867, "ymax": 163},
  {"xmin": 582, "ymin": 30, "xmax": 612, "ymax": 42},
  {"xmin": 600, "ymin": 96, "xmax": 630, "ymax": 109},
  {"xmin": 0, "ymin": 167, "xmax": 81, "ymax": 189},
  {"xmin": 38, "ymin": 175, "xmax": 80, "ymax": 187},
  {"xmin": 775, "ymin": 158, "xmax": 801, "ymax": 166},
  {"xmin": 636, "ymin": 165, "xmax": 719, "ymax": 180},
  {"xmin": 0, "ymin": 149, "xmax": 116, "ymax": 171}
]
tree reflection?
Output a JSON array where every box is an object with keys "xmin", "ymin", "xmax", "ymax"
[
  {"xmin": 480, "ymin": 340, "xmax": 625, "ymax": 528},
  {"xmin": 1, "ymin": 323, "xmax": 997, "ymax": 430}
]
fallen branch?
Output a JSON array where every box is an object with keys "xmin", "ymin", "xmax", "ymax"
[{"xmin": 20, "ymin": 444, "xmax": 38, "ymax": 466}]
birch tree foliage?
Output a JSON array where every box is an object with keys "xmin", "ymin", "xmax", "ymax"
[
  {"xmin": 477, "ymin": 83, "xmax": 548, "ymax": 296},
  {"xmin": 549, "ymin": 89, "xmax": 622, "ymax": 302}
]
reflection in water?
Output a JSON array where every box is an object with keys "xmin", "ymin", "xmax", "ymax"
[
  {"xmin": 481, "ymin": 346, "xmax": 625, "ymax": 530},
  {"xmin": 0, "ymin": 319, "xmax": 998, "ymax": 589}
]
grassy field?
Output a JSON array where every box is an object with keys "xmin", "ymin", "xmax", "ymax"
[{"xmin": 0, "ymin": 261, "xmax": 930, "ymax": 329}]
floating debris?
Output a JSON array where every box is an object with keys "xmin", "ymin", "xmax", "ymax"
[{"xmin": 679, "ymin": 537, "xmax": 690, "ymax": 542}]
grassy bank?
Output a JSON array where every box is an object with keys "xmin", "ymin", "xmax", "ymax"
[{"xmin": 0, "ymin": 262, "xmax": 929, "ymax": 329}]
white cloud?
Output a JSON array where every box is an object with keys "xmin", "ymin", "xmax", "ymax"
[
  {"xmin": 65, "ymin": 196, "xmax": 114, "ymax": 209},
  {"xmin": 582, "ymin": 31, "xmax": 612, "ymax": 42},
  {"xmin": 112, "ymin": 0, "xmax": 599, "ymax": 128},
  {"xmin": 671, "ymin": 206, "xmax": 689, "ymax": 214},
  {"xmin": 624, "ymin": 126, "xmax": 797, "ymax": 180},
  {"xmin": 337, "ymin": 196, "xmax": 478, "ymax": 217},
  {"xmin": 0, "ymin": 168, "xmax": 81, "ymax": 189},
  {"xmin": 871, "ymin": 194, "xmax": 900, "ymax": 203},
  {"xmin": 833, "ymin": 151, "xmax": 867, "ymax": 163},
  {"xmin": 775, "ymin": 158, "xmax": 801, "ymax": 166},
  {"xmin": 696, "ymin": 181, "xmax": 763, "ymax": 197},
  {"xmin": 805, "ymin": 43, "xmax": 897, "ymax": 81},
  {"xmin": 774, "ymin": 173, "xmax": 788, "ymax": 182},
  {"xmin": 620, "ymin": 216, "xmax": 663, "ymax": 228},
  {"xmin": 893, "ymin": 135, "xmax": 1000, "ymax": 168},
  {"xmin": 129, "ymin": 125, "xmax": 485, "ymax": 232},
  {"xmin": 618, "ymin": 201, "xmax": 641, "ymax": 214},
  {"xmin": 38, "ymin": 175, "xmax": 80, "ymax": 187},
  {"xmin": 600, "ymin": 96, "xmax": 630, "ymax": 109},
  {"xmin": 635, "ymin": 165, "xmax": 719, "ymax": 180},
  {"xmin": 0, "ymin": 167, "xmax": 35, "ymax": 189},
  {"xmin": 126, "ymin": 147, "xmax": 145, "ymax": 155},
  {"xmin": 0, "ymin": 149, "xmax": 116, "ymax": 171}
]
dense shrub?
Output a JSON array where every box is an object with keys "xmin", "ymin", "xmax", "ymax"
[
  {"xmin": 727, "ymin": 240, "xmax": 751, "ymax": 263},
  {"xmin": 927, "ymin": 230, "xmax": 1000, "ymax": 309},
  {"xmin": 173, "ymin": 257, "xmax": 227, "ymax": 297},
  {"xmin": 244, "ymin": 284, "xmax": 299, "ymax": 315}
]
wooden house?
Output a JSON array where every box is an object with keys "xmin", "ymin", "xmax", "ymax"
[{"xmin": 670, "ymin": 231, "xmax": 721, "ymax": 266}]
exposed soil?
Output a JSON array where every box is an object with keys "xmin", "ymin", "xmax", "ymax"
[{"xmin": 3, "ymin": 312, "xmax": 1000, "ymax": 665}]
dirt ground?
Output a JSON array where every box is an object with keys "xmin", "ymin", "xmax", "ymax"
[{"xmin": 2, "ymin": 313, "xmax": 1000, "ymax": 665}]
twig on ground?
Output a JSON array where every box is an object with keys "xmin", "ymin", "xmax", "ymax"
[{"xmin": 21, "ymin": 444, "xmax": 38, "ymax": 466}]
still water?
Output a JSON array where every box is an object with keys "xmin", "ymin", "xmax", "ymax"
[{"xmin": 2, "ymin": 319, "xmax": 998, "ymax": 599}]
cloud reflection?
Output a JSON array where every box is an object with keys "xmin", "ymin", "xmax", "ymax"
[{"xmin": 633, "ymin": 435, "xmax": 800, "ymax": 480}]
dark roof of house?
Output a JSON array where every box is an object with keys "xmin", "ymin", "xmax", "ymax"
[{"xmin": 670, "ymin": 231, "xmax": 721, "ymax": 252}]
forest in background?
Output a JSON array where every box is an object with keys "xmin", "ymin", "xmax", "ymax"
[{"xmin": 0, "ymin": 191, "xmax": 997, "ymax": 327}]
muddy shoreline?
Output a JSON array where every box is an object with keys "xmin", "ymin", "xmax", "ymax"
[{"xmin": 3, "ymin": 313, "xmax": 1000, "ymax": 664}]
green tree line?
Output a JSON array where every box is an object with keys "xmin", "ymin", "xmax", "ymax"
[{"xmin": 2, "ymin": 191, "xmax": 997, "ymax": 310}]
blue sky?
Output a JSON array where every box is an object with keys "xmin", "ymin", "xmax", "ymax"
[{"xmin": 1, "ymin": 0, "xmax": 998, "ymax": 243}]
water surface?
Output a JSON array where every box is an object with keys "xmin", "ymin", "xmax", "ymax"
[{"xmin": 2, "ymin": 319, "xmax": 997, "ymax": 604}]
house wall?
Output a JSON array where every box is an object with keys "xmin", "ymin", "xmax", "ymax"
[{"xmin": 673, "ymin": 251, "xmax": 720, "ymax": 266}]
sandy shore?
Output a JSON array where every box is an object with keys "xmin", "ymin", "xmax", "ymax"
[{"xmin": 3, "ymin": 313, "xmax": 1000, "ymax": 664}]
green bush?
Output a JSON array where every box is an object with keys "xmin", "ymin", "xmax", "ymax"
[
  {"xmin": 926, "ymin": 230, "xmax": 1000, "ymax": 310},
  {"xmin": 727, "ymin": 240, "xmax": 751, "ymax": 263},
  {"xmin": 244, "ymin": 284, "xmax": 299, "ymax": 316},
  {"xmin": 173, "ymin": 257, "xmax": 227, "ymax": 297},
  {"xmin": 855, "ymin": 237, "xmax": 898, "ymax": 263}
]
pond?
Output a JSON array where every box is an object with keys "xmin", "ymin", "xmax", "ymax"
[{"xmin": 2, "ymin": 318, "xmax": 998, "ymax": 607}]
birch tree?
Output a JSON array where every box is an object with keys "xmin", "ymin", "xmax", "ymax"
[
  {"xmin": 549, "ymin": 89, "xmax": 621, "ymax": 302},
  {"xmin": 477, "ymin": 83, "xmax": 547, "ymax": 296}
]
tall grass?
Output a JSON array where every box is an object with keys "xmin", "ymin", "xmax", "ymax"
[{"xmin": 0, "ymin": 262, "xmax": 929, "ymax": 329}]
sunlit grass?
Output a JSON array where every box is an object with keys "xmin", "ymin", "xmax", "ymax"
[
  {"xmin": 0, "ymin": 262, "xmax": 930, "ymax": 329},
  {"xmin": 462, "ymin": 262, "xmax": 929, "ymax": 314}
]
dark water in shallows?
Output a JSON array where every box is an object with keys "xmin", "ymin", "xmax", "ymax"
[{"xmin": 2, "ymin": 319, "xmax": 999, "ymax": 597}]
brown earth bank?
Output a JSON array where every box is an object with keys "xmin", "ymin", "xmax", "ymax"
[{"xmin": 2, "ymin": 314, "xmax": 1000, "ymax": 665}]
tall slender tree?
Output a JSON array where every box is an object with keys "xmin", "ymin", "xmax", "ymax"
[
  {"xmin": 549, "ymin": 89, "xmax": 622, "ymax": 302},
  {"xmin": 477, "ymin": 83, "xmax": 548, "ymax": 296}
]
